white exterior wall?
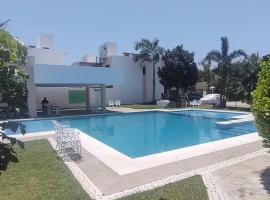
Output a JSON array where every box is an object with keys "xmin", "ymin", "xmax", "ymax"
[
  {"xmin": 27, "ymin": 47, "xmax": 64, "ymax": 65},
  {"xmin": 105, "ymin": 56, "xmax": 143, "ymax": 104},
  {"xmin": 105, "ymin": 55, "xmax": 164, "ymax": 104}
]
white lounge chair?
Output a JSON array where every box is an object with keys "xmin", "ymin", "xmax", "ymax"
[
  {"xmin": 115, "ymin": 100, "xmax": 121, "ymax": 107},
  {"xmin": 190, "ymin": 100, "xmax": 201, "ymax": 107},
  {"xmin": 52, "ymin": 120, "xmax": 81, "ymax": 157},
  {"xmin": 108, "ymin": 100, "xmax": 115, "ymax": 107}
]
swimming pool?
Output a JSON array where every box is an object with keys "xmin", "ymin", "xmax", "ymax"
[{"xmin": 11, "ymin": 110, "xmax": 256, "ymax": 158}]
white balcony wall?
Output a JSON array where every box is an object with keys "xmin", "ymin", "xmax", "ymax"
[
  {"xmin": 28, "ymin": 47, "xmax": 64, "ymax": 65},
  {"xmin": 34, "ymin": 64, "xmax": 123, "ymax": 86}
]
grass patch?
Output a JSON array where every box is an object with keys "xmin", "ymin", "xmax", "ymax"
[
  {"xmin": 194, "ymin": 105, "xmax": 214, "ymax": 109},
  {"xmin": 119, "ymin": 175, "xmax": 208, "ymax": 200},
  {"xmin": 0, "ymin": 139, "xmax": 90, "ymax": 200},
  {"xmin": 0, "ymin": 140, "xmax": 209, "ymax": 200}
]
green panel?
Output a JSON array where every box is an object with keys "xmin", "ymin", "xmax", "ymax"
[{"xmin": 68, "ymin": 90, "xmax": 86, "ymax": 104}]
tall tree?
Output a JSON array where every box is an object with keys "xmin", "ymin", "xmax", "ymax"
[
  {"xmin": 199, "ymin": 59, "xmax": 214, "ymax": 92},
  {"xmin": 134, "ymin": 38, "xmax": 164, "ymax": 102},
  {"xmin": 252, "ymin": 56, "xmax": 270, "ymax": 142},
  {"xmin": 0, "ymin": 23, "xmax": 28, "ymax": 118},
  {"xmin": 158, "ymin": 45, "xmax": 198, "ymax": 97},
  {"xmin": 228, "ymin": 53, "xmax": 260, "ymax": 104},
  {"xmin": 0, "ymin": 21, "xmax": 27, "ymax": 173},
  {"xmin": 204, "ymin": 37, "xmax": 246, "ymax": 107}
]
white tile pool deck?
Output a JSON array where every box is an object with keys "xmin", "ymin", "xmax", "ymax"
[{"xmin": 12, "ymin": 108, "xmax": 269, "ymax": 199}]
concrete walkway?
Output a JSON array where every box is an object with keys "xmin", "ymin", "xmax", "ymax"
[
  {"xmin": 211, "ymin": 153, "xmax": 270, "ymax": 200},
  {"xmin": 73, "ymin": 141, "xmax": 265, "ymax": 195}
]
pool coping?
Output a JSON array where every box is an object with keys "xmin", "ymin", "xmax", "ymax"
[
  {"xmin": 78, "ymin": 130, "xmax": 261, "ymax": 175},
  {"xmin": 1, "ymin": 107, "xmax": 250, "ymax": 123},
  {"xmin": 13, "ymin": 129, "xmax": 261, "ymax": 176},
  {"xmin": 8, "ymin": 108, "xmax": 260, "ymax": 175}
]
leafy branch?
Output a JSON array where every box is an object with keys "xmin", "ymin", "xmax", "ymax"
[{"xmin": 0, "ymin": 121, "xmax": 26, "ymax": 174}]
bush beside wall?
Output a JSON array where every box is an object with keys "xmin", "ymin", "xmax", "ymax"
[{"xmin": 252, "ymin": 56, "xmax": 270, "ymax": 141}]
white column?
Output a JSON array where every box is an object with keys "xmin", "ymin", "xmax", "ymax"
[
  {"xmin": 85, "ymin": 86, "xmax": 90, "ymax": 111},
  {"xmin": 26, "ymin": 56, "xmax": 37, "ymax": 117},
  {"xmin": 101, "ymin": 84, "xmax": 106, "ymax": 112}
]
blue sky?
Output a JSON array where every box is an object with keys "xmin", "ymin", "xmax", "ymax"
[{"xmin": 1, "ymin": 0, "xmax": 270, "ymax": 65}]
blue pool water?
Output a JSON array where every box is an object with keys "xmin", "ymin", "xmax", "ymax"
[{"xmin": 11, "ymin": 110, "xmax": 256, "ymax": 158}]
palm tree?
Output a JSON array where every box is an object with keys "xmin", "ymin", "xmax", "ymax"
[
  {"xmin": 200, "ymin": 59, "xmax": 214, "ymax": 92},
  {"xmin": 134, "ymin": 38, "xmax": 164, "ymax": 102},
  {"xmin": 232, "ymin": 53, "xmax": 260, "ymax": 104},
  {"xmin": 0, "ymin": 20, "xmax": 10, "ymax": 28},
  {"xmin": 204, "ymin": 37, "xmax": 246, "ymax": 107}
]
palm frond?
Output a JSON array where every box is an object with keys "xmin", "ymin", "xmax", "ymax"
[
  {"xmin": 200, "ymin": 59, "xmax": 211, "ymax": 67},
  {"xmin": 155, "ymin": 46, "xmax": 165, "ymax": 55},
  {"xmin": 134, "ymin": 38, "xmax": 164, "ymax": 65},
  {"xmin": 134, "ymin": 39, "xmax": 152, "ymax": 51},
  {"xmin": 133, "ymin": 52, "xmax": 152, "ymax": 66},
  {"xmin": 205, "ymin": 50, "xmax": 222, "ymax": 63},
  {"xmin": 229, "ymin": 49, "xmax": 247, "ymax": 60},
  {"xmin": 152, "ymin": 38, "xmax": 159, "ymax": 50},
  {"xmin": 0, "ymin": 20, "xmax": 10, "ymax": 28}
]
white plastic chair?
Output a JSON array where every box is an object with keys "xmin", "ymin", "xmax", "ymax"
[
  {"xmin": 115, "ymin": 100, "xmax": 121, "ymax": 107},
  {"xmin": 52, "ymin": 120, "xmax": 81, "ymax": 157},
  {"xmin": 108, "ymin": 100, "xmax": 115, "ymax": 107}
]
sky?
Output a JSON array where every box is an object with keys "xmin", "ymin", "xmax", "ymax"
[{"xmin": 1, "ymin": 0, "xmax": 270, "ymax": 65}]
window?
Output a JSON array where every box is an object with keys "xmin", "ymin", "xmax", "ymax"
[{"xmin": 68, "ymin": 90, "xmax": 86, "ymax": 104}]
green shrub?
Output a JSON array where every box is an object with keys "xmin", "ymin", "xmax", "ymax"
[{"xmin": 251, "ymin": 56, "xmax": 270, "ymax": 141}]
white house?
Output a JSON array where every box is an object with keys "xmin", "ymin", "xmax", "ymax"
[{"xmin": 27, "ymin": 33, "xmax": 164, "ymax": 112}]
